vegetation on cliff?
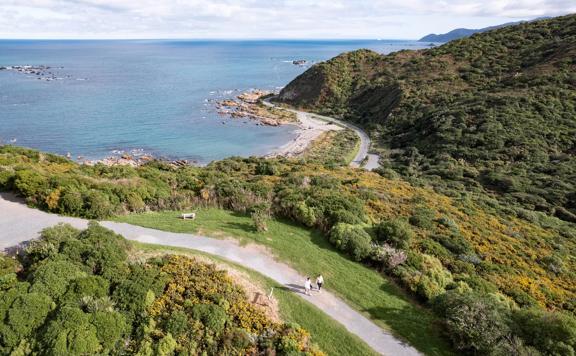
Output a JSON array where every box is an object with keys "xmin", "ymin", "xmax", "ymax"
[{"xmin": 277, "ymin": 15, "xmax": 576, "ymax": 225}]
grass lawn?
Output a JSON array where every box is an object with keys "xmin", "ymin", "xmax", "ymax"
[
  {"xmin": 115, "ymin": 209, "xmax": 454, "ymax": 355},
  {"xmin": 132, "ymin": 241, "xmax": 378, "ymax": 356}
]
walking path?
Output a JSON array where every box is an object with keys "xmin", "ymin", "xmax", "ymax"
[
  {"xmin": 0, "ymin": 193, "xmax": 419, "ymax": 356},
  {"xmin": 262, "ymin": 98, "xmax": 380, "ymax": 170}
]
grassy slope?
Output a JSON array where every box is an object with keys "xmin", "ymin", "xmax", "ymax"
[
  {"xmin": 115, "ymin": 209, "xmax": 453, "ymax": 356},
  {"xmin": 132, "ymin": 241, "xmax": 378, "ymax": 356}
]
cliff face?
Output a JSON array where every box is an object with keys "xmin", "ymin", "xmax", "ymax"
[{"xmin": 277, "ymin": 14, "xmax": 576, "ymax": 222}]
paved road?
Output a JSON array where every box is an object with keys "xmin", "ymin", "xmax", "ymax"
[
  {"xmin": 0, "ymin": 193, "xmax": 419, "ymax": 356},
  {"xmin": 262, "ymin": 98, "xmax": 379, "ymax": 170}
]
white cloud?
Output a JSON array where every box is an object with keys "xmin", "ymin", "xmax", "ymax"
[{"xmin": 0, "ymin": 0, "xmax": 574, "ymax": 39}]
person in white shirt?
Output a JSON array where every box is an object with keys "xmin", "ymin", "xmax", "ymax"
[
  {"xmin": 316, "ymin": 275, "xmax": 324, "ymax": 292},
  {"xmin": 304, "ymin": 277, "xmax": 312, "ymax": 295}
]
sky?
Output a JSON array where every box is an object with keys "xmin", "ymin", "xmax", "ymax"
[{"xmin": 0, "ymin": 0, "xmax": 575, "ymax": 40}]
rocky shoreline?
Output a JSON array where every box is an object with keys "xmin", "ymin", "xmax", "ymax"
[
  {"xmin": 80, "ymin": 154, "xmax": 193, "ymax": 168},
  {"xmin": 215, "ymin": 90, "xmax": 296, "ymax": 126}
]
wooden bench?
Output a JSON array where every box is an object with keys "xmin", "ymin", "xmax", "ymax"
[{"xmin": 180, "ymin": 212, "xmax": 196, "ymax": 220}]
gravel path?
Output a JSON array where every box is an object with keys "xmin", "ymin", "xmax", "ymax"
[{"xmin": 0, "ymin": 193, "xmax": 419, "ymax": 356}]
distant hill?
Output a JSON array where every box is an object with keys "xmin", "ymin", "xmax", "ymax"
[
  {"xmin": 419, "ymin": 18, "xmax": 550, "ymax": 42},
  {"xmin": 277, "ymin": 14, "xmax": 576, "ymax": 223},
  {"xmin": 418, "ymin": 22, "xmax": 520, "ymax": 42}
]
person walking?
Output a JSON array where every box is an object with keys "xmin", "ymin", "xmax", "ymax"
[
  {"xmin": 304, "ymin": 277, "xmax": 312, "ymax": 296},
  {"xmin": 316, "ymin": 275, "xmax": 324, "ymax": 293}
]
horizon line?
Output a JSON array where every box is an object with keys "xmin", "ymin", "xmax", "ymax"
[{"xmin": 0, "ymin": 37, "xmax": 421, "ymax": 42}]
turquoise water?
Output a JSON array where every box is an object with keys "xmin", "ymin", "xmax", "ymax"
[{"xmin": 0, "ymin": 40, "xmax": 426, "ymax": 163}]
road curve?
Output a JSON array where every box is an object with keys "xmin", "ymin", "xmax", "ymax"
[
  {"xmin": 262, "ymin": 98, "xmax": 379, "ymax": 170},
  {"xmin": 0, "ymin": 193, "xmax": 419, "ymax": 356}
]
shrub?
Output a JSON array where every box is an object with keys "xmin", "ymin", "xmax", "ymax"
[
  {"xmin": 84, "ymin": 190, "xmax": 114, "ymax": 219},
  {"xmin": 433, "ymin": 291, "xmax": 510, "ymax": 354},
  {"xmin": 370, "ymin": 244, "xmax": 407, "ymax": 270},
  {"xmin": 90, "ymin": 311, "xmax": 127, "ymax": 352},
  {"xmin": 432, "ymin": 233, "xmax": 474, "ymax": 255},
  {"xmin": 511, "ymin": 308, "xmax": 576, "ymax": 355},
  {"xmin": 62, "ymin": 275, "xmax": 110, "ymax": 305},
  {"xmin": 157, "ymin": 333, "xmax": 177, "ymax": 355},
  {"xmin": 409, "ymin": 207, "xmax": 436, "ymax": 229},
  {"xmin": 329, "ymin": 223, "xmax": 372, "ymax": 261},
  {"xmin": 13, "ymin": 169, "xmax": 47, "ymax": 200},
  {"xmin": 250, "ymin": 203, "xmax": 270, "ymax": 232},
  {"xmin": 0, "ymin": 167, "xmax": 15, "ymax": 189},
  {"xmin": 0, "ymin": 292, "xmax": 54, "ymax": 348},
  {"xmin": 29, "ymin": 259, "xmax": 87, "ymax": 300},
  {"xmin": 396, "ymin": 254, "xmax": 453, "ymax": 300},
  {"xmin": 58, "ymin": 188, "xmax": 84, "ymax": 215},
  {"xmin": 165, "ymin": 310, "xmax": 188, "ymax": 337},
  {"xmin": 374, "ymin": 219, "xmax": 414, "ymax": 249},
  {"xmin": 255, "ymin": 161, "xmax": 279, "ymax": 175},
  {"xmin": 295, "ymin": 201, "xmax": 317, "ymax": 227},
  {"xmin": 126, "ymin": 192, "xmax": 146, "ymax": 213},
  {"xmin": 41, "ymin": 307, "xmax": 101, "ymax": 355},
  {"xmin": 191, "ymin": 304, "xmax": 228, "ymax": 334},
  {"xmin": 1, "ymin": 223, "xmax": 322, "ymax": 355}
]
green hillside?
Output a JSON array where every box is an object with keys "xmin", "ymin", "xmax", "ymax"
[{"xmin": 277, "ymin": 15, "xmax": 576, "ymax": 223}]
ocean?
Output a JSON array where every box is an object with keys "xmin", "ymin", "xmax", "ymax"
[{"xmin": 0, "ymin": 39, "xmax": 428, "ymax": 164}]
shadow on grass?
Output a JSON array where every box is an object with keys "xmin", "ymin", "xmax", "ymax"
[
  {"xmin": 222, "ymin": 221, "xmax": 257, "ymax": 234},
  {"xmin": 365, "ymin": 294, "xmax": 453, "ymax": 356}
]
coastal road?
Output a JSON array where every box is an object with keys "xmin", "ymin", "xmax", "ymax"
[
  {"xmin": 0, "ymin": 193, "xmax": 419, "ymax": 356},
  {"xmin": 262, "ymin": 98, "xmax": 380, "ymax": 170}
]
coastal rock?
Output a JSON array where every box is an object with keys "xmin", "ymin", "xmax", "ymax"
[{"xmin": 214, "ymin": 89, "xmax": 294, "ymax": 127}]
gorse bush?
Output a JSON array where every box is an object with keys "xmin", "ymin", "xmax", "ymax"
[{"xmin": 0, "ymin": 223, "xmax": 323, "ymax": 355}]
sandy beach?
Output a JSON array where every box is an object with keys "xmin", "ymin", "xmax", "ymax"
[{"xmin": 266, "ymin": 111, "xmax": 343, "ymax": 157}]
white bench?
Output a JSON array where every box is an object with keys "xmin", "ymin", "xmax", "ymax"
[{"xmin": 180, "ymin": 213, "xmax": 196, "ymax": 220}]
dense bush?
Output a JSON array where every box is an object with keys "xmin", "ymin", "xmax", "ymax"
[
  {"xmin": 0, "ymin": 224, "xmax": 323, "ymax": 355},
  {"xmin": 433, "ymin": 292, "xmax": 510, "ymax": 354},
  {"xmin": 374, "ymin": 219, "xmax": 414, "ymax": 249},
  {"xmin": 434, "ymin": 291, "xmax": 576, "ymax": 355},
  {"xmin": 511, "ymin": 308, "xmax": 576, "ymax": 355},
  {"xmin": 329, "ymin": 223, "xmax": 372, "ymax": 261}
]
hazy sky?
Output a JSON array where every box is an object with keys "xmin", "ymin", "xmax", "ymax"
[{"xmin": 0, "ymin": 0, "xmax": 574, "ymax": 39}]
